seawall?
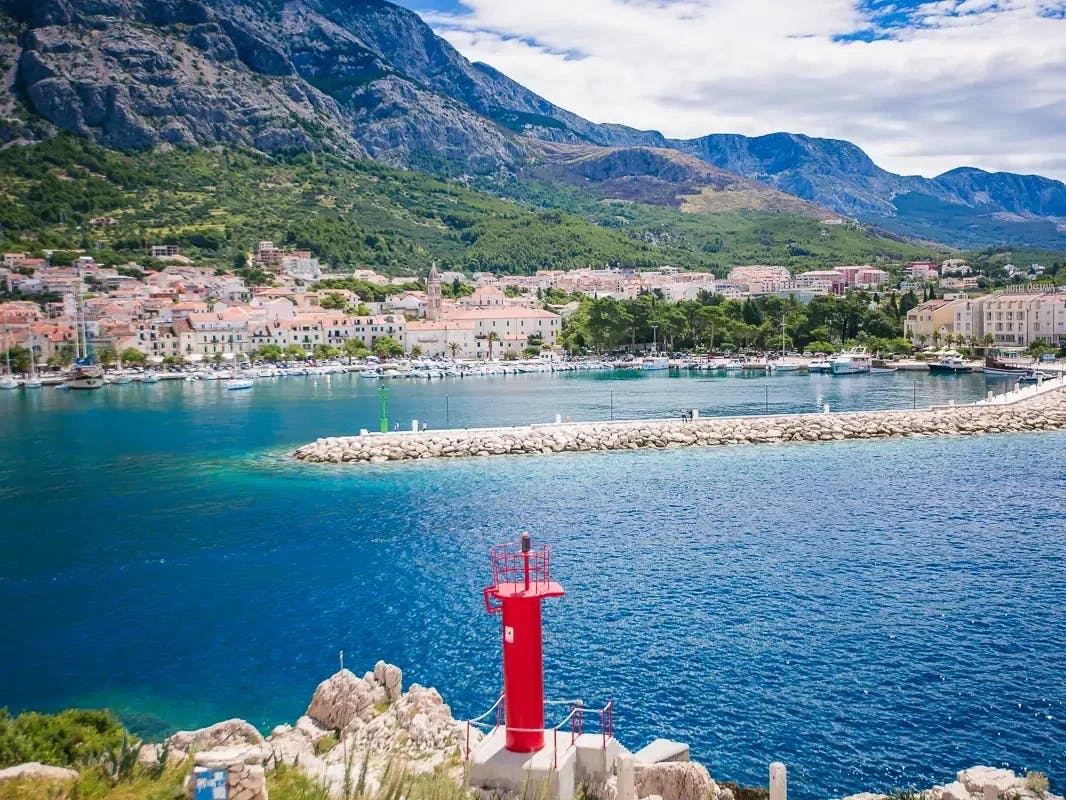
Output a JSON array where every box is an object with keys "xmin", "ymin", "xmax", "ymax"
[{"xmin": 293, "ymin": 381, "xmax": 1066, "ymax": 465}]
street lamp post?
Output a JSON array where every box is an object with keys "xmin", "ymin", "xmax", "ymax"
[
  {"xmin": 913, "ymin": 380, "xmax": 917, "ymax": 410},
  {"xmin": 610, "ymin": 389, "xmax": 614, "ymax": 421},
  {"xmin": 445, "ymin": 394, "xmax": 450, "ymax": 428},
  {"xmin": 379, "ymin": 383, "xmax": 389, "ymax": 433}
]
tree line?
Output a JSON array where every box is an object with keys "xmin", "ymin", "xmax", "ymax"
[{"xmin": 560, "ymin": 291, "xmax": 920, "ymax": 355}]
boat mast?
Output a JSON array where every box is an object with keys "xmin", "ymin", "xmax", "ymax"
[{"xmin": 74, "ymin": 267, "xmax": 84, "ymax": 362}]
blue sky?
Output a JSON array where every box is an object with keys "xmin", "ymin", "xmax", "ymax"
[{"xmin": 392, "ymin": 0, "xmax": 1066, "ymax": 180}]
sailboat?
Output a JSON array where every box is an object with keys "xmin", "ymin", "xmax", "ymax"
[
  {"xmin": 770, "ymin": 318, "xmax": 800, "ymax": 372},
  {"xmin": 1, "ymin": 329, "xmax": 18, "ymax": 389},
  {"xmin": 64, "ymin": 269, "xmax": 104, "ymax": 390},
  {"xmin": 22, "ymin": 347, "xmax": 42, "ymax": 388},
  {"xmin": 226, "ymin": 339, "xmax": 252, "ymax": 391},
  {"xmin": 110, "ymin": 352, "xmax": 132, "ymax": 384}
]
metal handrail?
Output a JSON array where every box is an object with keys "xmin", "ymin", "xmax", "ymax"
[{"xmin": 464, "ymin": 697, "xmax": 614, "ymax": 762}]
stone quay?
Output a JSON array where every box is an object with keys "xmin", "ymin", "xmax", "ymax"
[{"xmin": 293, "ymin": 382, "xmax": 1066, "ymax": 466}]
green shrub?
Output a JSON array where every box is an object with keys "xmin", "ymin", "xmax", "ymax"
[
  {"xmin": 270, "ymin": 763, "xmax": 333, "ymax": 800},
  {"xmin": 313, "ymin": 735, "xmax": 338, "ymax": 756},
  {"xmin": 1025, "ymin": 772, "xmax": 1049, "ymax": 797},
  {"xmin": 0, "ymin": 708, "xmax": 127, "ymax": 769}
]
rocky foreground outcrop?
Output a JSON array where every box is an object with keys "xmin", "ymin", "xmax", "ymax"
[
  {"xmin": 843, "ymin": 766, "xmax": 1061, "ymax": 800},
  {"xmin": 157, "ymin": 661, "xmax": 473, "ymax": 799},
  {"xmin": 147, "ymin": 661, "xmax": 1062, "ymax": 800},
  {"xmin": 294, "ymin": 385, "xmax": 1066, "ymax": 465}
]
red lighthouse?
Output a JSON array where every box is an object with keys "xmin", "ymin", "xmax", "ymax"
[{"xmin": 483, "ymin": 533, "xmax": 564, "ymax": 753}]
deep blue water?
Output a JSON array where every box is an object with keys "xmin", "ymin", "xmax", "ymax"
[{"xmin": 1, "ymin": 371, "xmax": 1063, "ymax": 799}]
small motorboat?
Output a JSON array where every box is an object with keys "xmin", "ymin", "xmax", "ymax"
[
  {"xmin": 1017, "ymin": 370, "xmax": 1050, "ymax": 385},
  {"xmin": 928, "ymin": 356, "xmax": 973, "ymax": 375}
]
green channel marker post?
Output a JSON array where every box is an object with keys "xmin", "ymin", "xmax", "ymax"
[{"xmin": 379, "ymin": 383, "xmax": 389, "ymax": 433}]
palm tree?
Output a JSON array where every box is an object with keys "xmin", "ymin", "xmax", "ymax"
[
  {"xmin": 342, "ymin": 338, "xmax": 362, "ymax": 364},
  {"xmin": 447, "ymin": 341, "xmax": 460, "ymax": 361},
  {"xmin": 486, "ymin": 331, "xmax": 500, "ymax": 361}
]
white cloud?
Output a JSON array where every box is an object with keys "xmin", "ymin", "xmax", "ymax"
[{"xmin": 415, "ymin": 0, "xmax": 1066, "ymax": 180}]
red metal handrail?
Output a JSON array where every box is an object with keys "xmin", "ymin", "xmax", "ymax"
[{"xmin": 488, "ymin": 538, "xmax": 553, "ymax": 593}]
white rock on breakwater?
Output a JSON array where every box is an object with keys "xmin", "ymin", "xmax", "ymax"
[{"xmin": 293, "ymin": 387, "xmax": 1066, "ymax": 465}]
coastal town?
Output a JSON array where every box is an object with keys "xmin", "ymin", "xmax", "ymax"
[{"xmin": 0, "ymin": 240, "xmax": 1063, "ymax": 376}]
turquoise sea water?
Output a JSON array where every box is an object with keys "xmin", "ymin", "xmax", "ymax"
[{"xmin": 1, "ymin": 371, "xmax": 1063, "ymax": 798}]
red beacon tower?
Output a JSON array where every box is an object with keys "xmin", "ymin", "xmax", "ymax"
[{"xmin": 483, "ymin": 533, "xmax": 564, "ymax": 753}]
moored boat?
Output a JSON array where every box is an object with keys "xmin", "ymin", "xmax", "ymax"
[
  {"xmin": 1, "ymin": 327, "xmax": 18, "ymax": 388},
  {"xmin": 983, "ymin": 355, "xmax": 1029, "ymax": 377},
  {"xmin": 64, "ymin": 268, "xmax": 105, "ymax": 390},
  {"xmin": 807, "ymin": 356, "xmax": 832, "ymax": 374},
  {"xmin": 829, "ymin": 349, "xmax": 871, "ymax": 375},
  {"xmin": 66, "ymin": 363, "xmax": 105, "ymax": 390},
  {"xmin": 1017, "ymin": 369, "xmax": 1050, "ymax": 385},
  {"xmin": 928, "ymin": 356, "xmax": 973, "ymax": 375}
]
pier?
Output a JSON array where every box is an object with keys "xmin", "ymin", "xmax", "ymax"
[{"xmin": 293, "ymin": 377, "xmax": 1066, "ymax": 464}]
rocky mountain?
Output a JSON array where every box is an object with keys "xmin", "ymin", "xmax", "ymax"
[
  {"xmin": 672, "ymin": 132, "xmax": 931, "ymax": 217},
  {"xmin": 1, "ymin": 0, "xmax": 658, "ymax": 170},
  {"xmin": 670, "ymin": 133, "xmax": 1066, "ymax": 247},
  {"xmin": 2, "ymin": 0, "xmax": 1065, "ymax": 250},
  {"xmin": 525, "ymin": 140, "xmax": 829, "ymax": 216}
]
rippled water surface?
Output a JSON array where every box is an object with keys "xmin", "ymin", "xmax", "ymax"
[{"xmin": 0, "ymin": 372, "xmax": 1063, "ymax": 799}]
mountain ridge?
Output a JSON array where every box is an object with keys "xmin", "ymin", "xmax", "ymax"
[{"xmin": 2, "ymin": 0, "xmax": 1065, "ymax": 251}]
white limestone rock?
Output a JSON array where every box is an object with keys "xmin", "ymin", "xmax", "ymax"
[
  {"xmin": 634, "ymin": 760, "xmax": 718, "ymax": 800},
  {"xmin": 958, "ymin": 768, "xmax": 1020, "ymax": 797},
  {"xmin": 940, "ymin": 781, "xmax": 974, "ymax": 800},
  {"xmin": 168, "ymin": 718, "xmax": 265, "ymax": 755},
  {"xmin": 374, "ymin": 660, "xmax": 404, "ymax": 702},
  {"xmin": 306, "ymin": 669, "xmax": 385, "ymax": 733},
  {"xmin": 0, "ymin": 762, "xmax": 79, "ymax": 783}
]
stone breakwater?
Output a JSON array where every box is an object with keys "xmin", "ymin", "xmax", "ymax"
[{"xmin": 294, "ymin": 386, "xmax": 1066, "ymax": 465}]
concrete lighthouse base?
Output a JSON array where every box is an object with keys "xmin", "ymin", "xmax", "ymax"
[{"xmin": 468, "ymin": 727, "xmax": 622, "ymax": 800}]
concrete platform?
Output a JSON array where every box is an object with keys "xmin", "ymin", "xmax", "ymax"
[
  {"xmin": 633, "ymin": 739, "xmax": 690, "ymax": 764},
  {"xmin": 468, "ymin": 727, "xmax": 621, "ymax": 800}
]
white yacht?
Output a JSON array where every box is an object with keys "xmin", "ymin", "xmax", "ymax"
[
  {"xmin": 807, "ymin": 356, "xmax": 832, "ymax": 373},
  {"xmin": 642, "ymin": 356, "xmax": 669, "ymax": 371},
  {"xmin": 829, "ymin": 349, "xmax": 872, "ymax": 375}
]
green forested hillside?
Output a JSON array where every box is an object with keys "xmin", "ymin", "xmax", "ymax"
[
  {"xmin": 0, "ymin": 136, "xmax": 679, "ymax": 274},
  {"xmin": 0, "ymin": 136, "xmax": 945, "ymax": 275},
  {"xmin": 479, "ymin": 176, "xmax": 946, "ymax": 270}
]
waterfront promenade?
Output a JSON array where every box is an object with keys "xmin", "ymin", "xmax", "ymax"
[{"xmin": 294, "ymin": 377, "xmax": 1066, "ymax": 464}]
